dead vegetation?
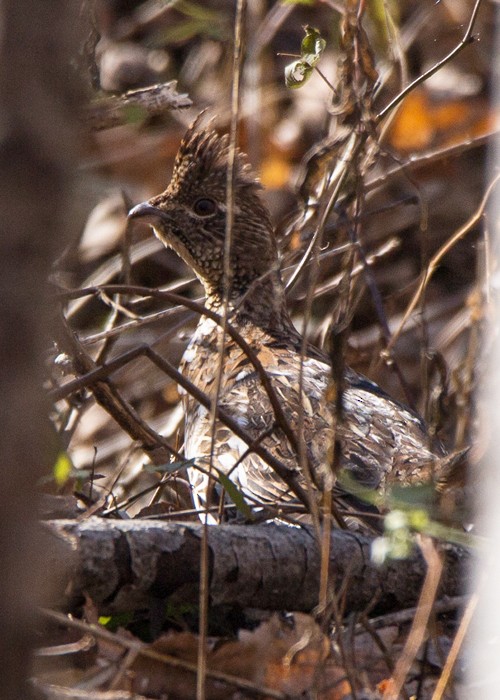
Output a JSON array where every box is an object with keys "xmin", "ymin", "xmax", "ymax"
[{"xmin": 36, "ymin": 0, "xmax": 498, "ymax": 697}]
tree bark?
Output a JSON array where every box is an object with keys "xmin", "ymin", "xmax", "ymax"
[{"xmin": 47, "ymin": 518, "xmax": 470, "ymax": 616}]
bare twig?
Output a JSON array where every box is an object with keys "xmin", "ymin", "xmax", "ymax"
[
  {"xmin": 431, "ymin": 591, "xmax": 479, "ymax": 700},
  {"xmin": 56, "ymin": 313, "xmax": 176, "ymax": 465},
  {"xmin": 199, "ymin": 11, "xmax": 246, "ymax": 692},
  {"xmin": 53, "ymin": 336, "xmax": 311, "ymax": 508},
  {"xmin": 366, "ymin": 130, "xmax": 498, "ymax": 200},
  {"xmin": 377, "ymin": 0, "xmax": 483, "ymax": 122},
  {"xmin": 386, "ymin": 174, "xmax": 500, "ymax": 355},
  {"xmin": 39, "ymin": 608, "xmax": 286, "ymax": 700},
  {"xmin": 55, "ymin": 284, "xmax": 303, "ymax": 476},
  {"xmin": 384, "ymin": 537, "xmax": 444, "ymax": 699}
]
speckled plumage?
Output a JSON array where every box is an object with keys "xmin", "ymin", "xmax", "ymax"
[{"xmin": 129, "ymin": 120, "xmax": 441, "ymax": 525}]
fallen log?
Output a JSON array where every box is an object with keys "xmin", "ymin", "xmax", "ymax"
[{"xmin": 45, "ymin": 518, "xmax": 470, "ymax": 615}]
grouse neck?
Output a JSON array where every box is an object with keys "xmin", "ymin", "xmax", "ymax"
[{"xmin": 204, "ymin": 268, "xmax": 293, "ymax": 333}]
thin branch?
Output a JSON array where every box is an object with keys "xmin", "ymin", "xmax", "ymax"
[
  {"xmin": 377, "ymin": 0, "xmax": 483, "ymax": 122},
  {"xmin": 386, "ymin": 173, "xmax": 500, "ymax": 354},
  {"xmin": 431, "ymin": 591, "xmax": 479, "ymax": 700},
  {"xmin": 366, "ymin": 129, "xmax": 498, "ymax": 195},
  {"xmin": 56, "ymin": 313, "xmax": 177, "ymax": 464},
  {"xmin": 361, "ymin": 595, "xmax": 468, "ymax": 632},
  {"xmin": 53, "ymin": 338, "xmax": 311, "ymax": 508},
  {"xmin": 38, "ymin": 609, "xmax": 286, "ymax": 700},
  {"xmin": 384, "ymin": 537, "xmax": 444, "ymax": 699},
  {"xmin": 285, "ymin": 132, "xmax": 359, "ymax": 293},
  {"xmin": 200, "ymin": 4, "xmax": 246, "ymax": 687},
  {"xmin": 55, "ymin": 284, "xmax": 303, "ymax": 469}
]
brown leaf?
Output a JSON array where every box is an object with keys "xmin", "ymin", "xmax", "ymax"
[{"xmin": 122, "ymin": 614, "xmax": 351, "ymax": 699}]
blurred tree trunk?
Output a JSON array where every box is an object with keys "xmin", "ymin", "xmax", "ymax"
[
  {"xmin": 468, "ymin": 20, "xmax": 500, "ymax": 696},
  {"xmin": 0, "ymin": 2, "xmax": 82, "ymax": 698}
]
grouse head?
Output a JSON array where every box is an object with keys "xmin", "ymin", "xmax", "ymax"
[{"xmin": 129, "ymin": 120, "xmax": 280, "ymax": 307}]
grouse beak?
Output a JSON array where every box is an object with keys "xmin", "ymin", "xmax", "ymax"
[{"xmin": 128, "ymin": 201, "xmax": 164, "ymax": 227}]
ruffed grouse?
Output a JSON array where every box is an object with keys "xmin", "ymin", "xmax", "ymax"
[{"xmin": 129, "ymin": 121, "xmax": 441, "ymax": 526}]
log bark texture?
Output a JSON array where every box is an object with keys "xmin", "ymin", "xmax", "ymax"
[{"xmin": 47, "ymin": 518, "xmax": 470, "ymax": 615}]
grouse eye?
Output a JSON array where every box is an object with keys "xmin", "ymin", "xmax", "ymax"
[{"xmin": 193, "ymin": 197, "xmax": 217, "ymax": 217}]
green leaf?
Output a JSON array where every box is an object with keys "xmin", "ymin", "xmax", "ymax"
[
  {"xmin": 53, "ymin": 452, "xmax": 72, "ymax": 487},
  {"xmin": 214, "ymin": 469, "xmax": 253, "ymax": 520},
  {"xmin": 371, "ymin": 509, "xmax": 415, "ymax": 564},
  {"xmin": 389, "ymin": 482, "xmax": 436, "ymax": 508},
  {"xmin": 285, "ymin": 60, "xmax": 312, "ymax": 89},
  {"xmin": 284, "ymin": 26, "xmax": 326, "ymax": 89},
  {"xmin": 98, "ymin": 612, "xmax": 133, "ymax": 631},
  {"xmin": 301, "ymin": 25, "xmax": 326, "ymax": 68}
]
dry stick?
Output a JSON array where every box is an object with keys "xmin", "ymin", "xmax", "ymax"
[
  {"xmin": 357, "ymin": 615, "xmax": 398, "ymax": 679},
  {"xmin": 358, "ymin": 129, "xmax": 496, "ymax": 374},
  {"xmin": 93, "ymin": 284, "xmax": 132, "ymax": 376},
  {"xmin": 356, "ymin": 0, "xmax": 482, "ymax": 391},
  {"xmin": 305, "ymin": 135, "xmax": 364, "ymax": 610},
  {"xmin": 318, "ymin": 80, "xmax": 378, "ymax": 659},
  {"xmin": 377, "ymin": 0, "xmax": 483, "ymax": 123},
  {"xmin": 85, "ymin": 304, "xmax": 193, "ymax": 346},
  {"xmin": 55, "ymin": 319, "xmax": 312, "ymax": 521},
  {"xmin": 58, "ymin": 231, "xmax": 393, "ymax": 350},
  {"xmin": 248, "ymin": 2, "xmax": 295, "ymax": 63},
  {"xmin": 61, "ymin": 230, "xmax": 396, "ymax": 345},
  {"xmin": 109, "ymin": 646, "xmax": 140, "ymax": 692},
  {"xmin": 295, "ymin": 141, "xmax": 364, "ymax": 583},
  {"xmin": 56, "ymin": 314, "xmax": 176, "ymax": 465},
  {"xmin": 383, "ymin": 537, "xmax": 444, "ymax": 700},
  {"xmin": 55, "ymin": 285, "xmax": 303, "ymax": 475},
  {"xmin": 352, "ymin": 6, "xmax": 473, "ymax": 408},
  {"xmin": 198, "ymin": 3, "xmax": 246, "ymax": 690},
  {"xmin": 313, "ymin": 28, "xmax": 384, "ymax": 593},
  {"xmin": 431, "ymin": 591, "xmax": 480, "ymax": 700},
  {"xmin": 97, "ymin": 289, "xmax": 139, "ymax": 320},
  {"xmin": 286, "ymin": 67, "xmax": 379, "ymax": 605},
  {"xmin": 62, "ymin": 237, "xmax": 167, "ymax": 321},
  {"xmin": 382, "ymin": 0, "xmax": 409, "ymax": 90},
  {"xmin": 301, "ymin": 237, "xmax": 401, "ymax": 303},
  {"xmin": 319, "ymin": 8, "xmax": 414, "ymax": 418},
  {"xmin": 101, "ymin": 475, "xmax": 185, "ymax": 517},
  {"xmin": 285, "ymin": 132, "xmax": 359, "ymax": 294},
  {"xmin": 53, "ymin": 338, "xmax": 310, "ymax": 506},
  {"xmin": 359, "ymin": 595, "xmax": 468, "ymax": 632},
  {"xmin": 288, "ymin": 139, "xmax": 413, "ymax": 411},
  {"xmin": 82, "ymin": 82, "xmax": 192, "ymax": 131},
  {"xmin": 121, "ymin": 193, "xmax": 135, "ymax": 286},
  {"xmin": 38, "ymin": 609, "xmax": 286, "ymax": 700},
  {"xmin": 355, "ymin": 149, "xmax": 420, "ymax": 409},
  {"xmin": 385, "ymin": 173, "xmax": 500, "ymax": 355},
  {"xmin": 366, "ymin": 130, "xmax": 498, "ymax": 197},
  {"xmin": 328, "ymin": 563, "xmax": 365, "ymax": 700}
]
